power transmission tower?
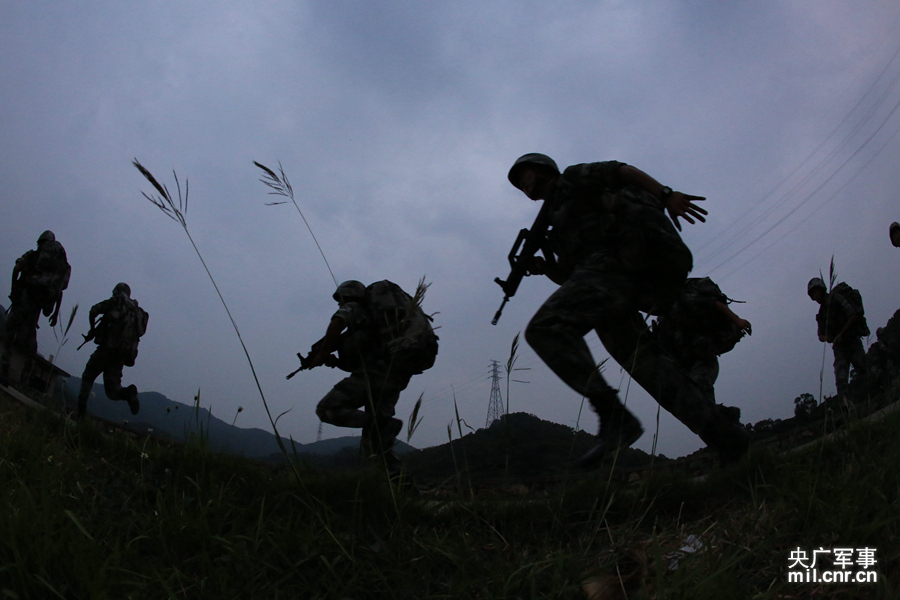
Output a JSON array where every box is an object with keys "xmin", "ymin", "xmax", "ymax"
[
  {"xmin": 485, "ymin": 360, "xmax": 505, "ymax": 428},
  {"xmin": 316, "ymin": 421, "xmax": 323, "ymax": 442}
]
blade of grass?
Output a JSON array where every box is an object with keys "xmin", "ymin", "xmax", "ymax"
[
  {"xmin": 133, "ymin": 159, "xmax": 295, "ymax": 472},
  {"xmin": 254, "ymin": 160, "xmax": 338, "ymax": 287}
]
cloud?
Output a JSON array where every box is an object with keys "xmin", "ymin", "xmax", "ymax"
[{"xmin": 2, "ymin": 1, "xmax": 900, "ymax": 459}]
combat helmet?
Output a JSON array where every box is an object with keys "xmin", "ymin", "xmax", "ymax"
[
  {"xmin": 333, "ymin": 280, "xmax": 367, "ymax": 303},
  {"xmin": 807, "ymin": 277, "xmax": 826, "ymax": 298},
  {"xmin": 37, "ymin": 230, "xmax": 56, "ymax": 245},
  {"xmin": 507, "ymin": 153, "xmax": 560, "ymax": 187},
  {"xmin": 113, "ymin": 282, "xmax": 131, "ymax": 298}
]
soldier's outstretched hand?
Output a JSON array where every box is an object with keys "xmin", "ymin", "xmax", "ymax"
[{"xmin": 665, "ymin": 192, "xmax": 707, "ymax": 231}]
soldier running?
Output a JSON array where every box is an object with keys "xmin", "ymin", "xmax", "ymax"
[
  {"xmin": 76, "ymin": 283, "xmax": 148, "ymax": 419},
  {"xmin": 505, "ymin": 153, "xmax": 750, "ymax": 468},
  {"xmin": 1, "ymin": 231, "xmax": 71, "ymax": 387},
  {"xmin": 301, "ymin": 280, "xmax": 438, "ymax": 476}
]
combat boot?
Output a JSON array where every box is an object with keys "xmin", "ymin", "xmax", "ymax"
[
  {"xmin": 700, "ymin": 415, "xmax": 750, "ymax": 466},
  {"xmin": 76, "ymin": 398, "xmax": 88, "ymax": 421},
  {"xmin": 361, "ymin": 417, "xmax": 403, "ymax": 456},
  {"xmin": 382, "ymin": 417, "xmax": 403, "ymax": 445},
  {"xmin": 124, "ymin": 385, "xmax": 140, "ymax": 415},
  {"xmin": 576, "ymin": 392, "xmax": 644, "ymax": 469},
  {"xmin": 717, "ymin": 404, "xmax": 741, "ymax": 424}
]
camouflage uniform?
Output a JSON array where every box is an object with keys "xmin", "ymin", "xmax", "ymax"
[
  {"xmin": 816, "ymin": 286, "xmax": 867, "ymax": 396},
  {"xmin": 1, "ymin": 232, "xmax": 70, "ymax": 387},
  {"xmin": 315, "ymin": 281, "xmax": 437, "ymax": 467},
  {"xmin": 77, "ymin": 284, "xmax": 147, "ymax": 419},
  {"xmin": 522, "ymin": 162, "xmax": 746, "ymax": 461}
]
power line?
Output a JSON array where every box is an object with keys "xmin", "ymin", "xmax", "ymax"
[{"xmin": 695, "ymin": 31, "xmax": 900, "ymax": 275}]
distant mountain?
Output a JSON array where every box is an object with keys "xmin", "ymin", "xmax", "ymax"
[
  {"xmin": 297, "ymin": 435, "xmax": 416, "ymax": 456},
  {"xmin": 261, "ymin": 435, "xmax": 417, "ymax": 471},
  {"xmin": 59, "ymin": 381, "xmax": 662, "ymax": 477},
  {"xmin": 402, "ymin": 412, "xmax": 668, "ymax": 480},
  {"xmin": 62, "ymin": 377, "xmax": 419, "ymax": 461},
  {"xmin": 62, "ymin": 377, "xmax": 291, "ymax": 457}
]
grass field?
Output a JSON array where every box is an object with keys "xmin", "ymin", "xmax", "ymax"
[{"xmin": 0, "ymin": 384, "xmax": 897, "ymax": 599}]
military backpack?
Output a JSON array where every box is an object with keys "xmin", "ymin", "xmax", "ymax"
[
  {"xmin": 830, "ymin": 282, "xmax": 870, "ymax": 338},
  {"xmin": 96, "ymin": 296, "xmax": 149, "ymax": 366},
  {"xmin": 662, "ymin": 277, "xmax": 745, "ymax": 356},
  {"xmin": 365, "ymin": 280, "xmax": 439, "ymax": 374}
]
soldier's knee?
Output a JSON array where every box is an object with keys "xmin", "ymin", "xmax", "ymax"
[
  {"xmin": 524, "ymin": 315, "xmax": 549, "ymax": 350},
  {"xmin": 315, "ymin": 402, "xmax": 333, "ymax": 424}
]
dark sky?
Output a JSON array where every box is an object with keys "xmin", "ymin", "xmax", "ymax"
[{"xmin": 2, "ymin": 2, "xmax": 900, "ymax": 458}]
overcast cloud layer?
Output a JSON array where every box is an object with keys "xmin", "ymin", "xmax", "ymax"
[{"xmin": 2, "ymin": 2, "xmax": 900, "ymax": 458}]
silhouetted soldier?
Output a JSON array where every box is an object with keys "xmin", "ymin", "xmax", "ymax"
[
  {"xmin": 505, "ymin": 153, "xmax": 750, "ymax": 468},
  {"xmin": 302, "ymin": 280, "xmax": 438, "ymax": 477},
  {"xmin": 77, "ymin": 283, "xmax": 148, "ymax": 419},
  {"xmin": 1, "ymin": 231, "xmax": 70, "ymax": 387},
  {"xmin": 808, "ymin": 277, "xmax": 868, "ymax": 398},
  {"xmin": 867, "ymin": 327, "xmax": 895, "ymax": 387}
]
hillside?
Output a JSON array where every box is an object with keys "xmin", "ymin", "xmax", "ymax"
[
  {"xmin": 62, "ymin": 377, "xmax": 292, "ymax": 458},
  {"xmin": 62, "ymin": 377, "xmax": 416, "ymax": 464},
  {"xmin": 0, "ymin": 380, "xmax": 897, "ymax": 597},
  {"xmin": 403, "ymin": 411, "xmax": 669, "ymax": 480}
]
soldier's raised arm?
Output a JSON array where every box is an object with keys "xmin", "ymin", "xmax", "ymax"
[{"xmin": 617, "ymin": 164, "xmax": 707, "ymax": 231}]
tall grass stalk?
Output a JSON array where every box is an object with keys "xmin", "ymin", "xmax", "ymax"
[
  {"xmin": 817, "ymin": 255, "xmax": 837, "ymax": 404},
  {"xmin": 50, "ymin": 304, "xmax": 78, "ymax": 358},
  {"xmin": 502, "ymin": 333, "xmax": 519, "ymax": 478},
  {"xmin": 406, "ymin": 394, "xmax": 423, "ymax": 443},
  {"xmin": 45, "ymin": 303, "xmax": 78, "ymax": 403},
  {"xmin": 231, "ymin": 405, "xmax": 244, "ymax": 427},
  {"xmin": 185, "ymin": 388, "xmax": 212, "ymax": 450},
  {"xmin": 133, "ymin": 160, "xmax": 293, "ymax": 465},
  {"xmin": 451, "ymin": 391, "xmax": 475, "ymax": 497},
  {"xmin": 254, "ymin": 160, "xmax": 338, "ymax": 287}
]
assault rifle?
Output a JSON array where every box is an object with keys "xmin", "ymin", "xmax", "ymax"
[
  {"xmin": 76, "ymin": 328, "xmax": 96, "ymax": 351},
  {"xmin": 491, "ymin": 200, "xmax": 557, "ymax": 325},
  {"xmin": 77, "ymin": 312, "xmax": 109, "ymax": 350},
  {"xmin": 286, "ymin": 338, "xmax": 335, "ymax": 379}
]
